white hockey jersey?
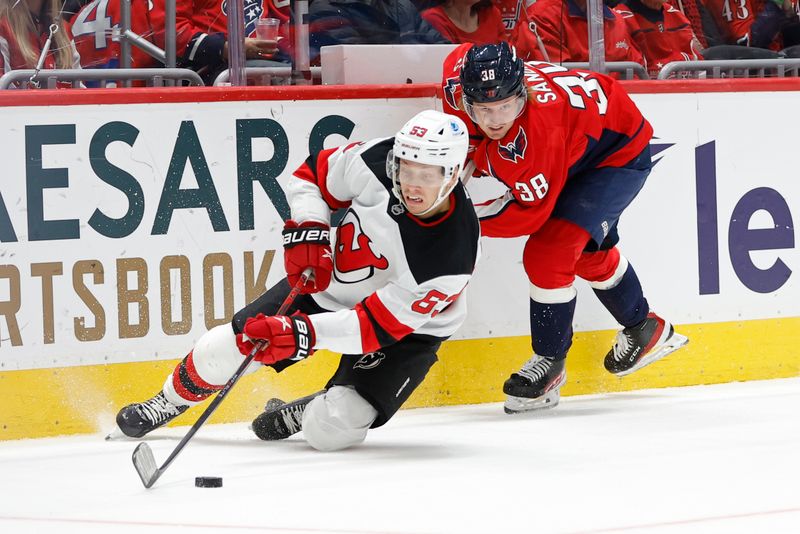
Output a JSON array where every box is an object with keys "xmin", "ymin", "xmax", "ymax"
[{"xmin": 286, "ymin": 137, "xmax": 481, "ymax": 356}]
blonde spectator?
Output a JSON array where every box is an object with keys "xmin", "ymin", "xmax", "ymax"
[
  {"xmin": 0, "ymin": 0, "xmax": 81, "ymax": 87},
  {"xmin": 422, "ymin": 0, "xmax": 507, "ymax": 44}
]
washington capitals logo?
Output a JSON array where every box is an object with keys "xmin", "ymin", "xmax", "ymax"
[
  {"xmin": 498, "ymin": 127, "xmax": 527, "ymax": 163},
  {"xmin": 222, "ymin": 0, "xmax": 263, "ymax": 36},
  {"xmin": 354, "ymin": 352, "xmax": 386, "ymax": 370},
  {"xmin": 444, "ymin": 77, "xmax": 460, "ymax": 111}
]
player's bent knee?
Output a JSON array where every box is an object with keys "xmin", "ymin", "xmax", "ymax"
[
  {"xmin": 189, "ymin": 324, "xmax": 260, "ymax": 384},
  {"xmin": 302, "ymin": 386, "xmax": 378, "ymax": 452}
]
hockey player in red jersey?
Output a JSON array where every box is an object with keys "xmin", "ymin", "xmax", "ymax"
[
  {"xmin": 442, "ymin": 42, "xmax": 688, "ymax": 413},
  {"xmin": 114, "ymin": 110, "xmax": 481, "ymax": 451}
]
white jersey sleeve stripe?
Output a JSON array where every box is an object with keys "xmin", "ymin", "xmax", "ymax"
[{"xmin": 473, "ymin": 190, "xmax": 516, "ymax": 220}]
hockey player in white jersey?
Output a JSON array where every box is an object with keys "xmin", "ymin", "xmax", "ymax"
[{"xmin": 114, "ymin": 110, "xmax": 481, "ymax": 451}]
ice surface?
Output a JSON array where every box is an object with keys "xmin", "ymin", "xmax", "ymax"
[{"xmin": 1, "ymin": 378, "xmax": 798, "ymax": 534}]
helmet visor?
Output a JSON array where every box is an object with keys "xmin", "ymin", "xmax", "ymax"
[
  {"xmin": 388, "ymin": 151, "xmax": 454, "ymax": 215},
  {"xmin": 464, "ymin": 91, "xmax": 526, "ymax": 124}
]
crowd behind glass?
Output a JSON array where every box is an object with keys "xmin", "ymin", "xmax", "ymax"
[{"xmin": 1, "ymin": 0, "xmax": 799, "ymax": 87}]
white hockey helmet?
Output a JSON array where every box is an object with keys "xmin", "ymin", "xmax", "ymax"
[{"xmin": 387, "ymin": 110, "xmax": 469, "ymax": 216}]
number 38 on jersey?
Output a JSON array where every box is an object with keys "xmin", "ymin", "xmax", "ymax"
[{"xmin": 515, "ymin": 173, "xmax": 549, "ymax": 203}]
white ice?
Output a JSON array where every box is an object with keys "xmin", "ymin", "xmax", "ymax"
[{"xmin": 1, "ymin": 378, "xmax": 798, "ymax": 534}]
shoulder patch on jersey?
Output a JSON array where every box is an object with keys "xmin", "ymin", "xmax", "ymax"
[
  {"xmin": 498, "ymin": 127, "xmax": 528, "ymax": 163},
  {"xmin": 443, "ymin": 77, "xmax": 461, "ymax": 111}
]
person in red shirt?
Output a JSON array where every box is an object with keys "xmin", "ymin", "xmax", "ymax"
[
  {"xmin": 422, "ymin": 0, "xmax": 507, "ymax": 43},
  {"xmin": 148, "ymin": 0, "xmax": 281, "ymax": 80},
  {"xmin": 0, "ymin": 0, "xmax": 82, "ymax": 88},
  {"xmin": 699, "ymin": 0, "xmax": 758, "ymax": 44},
  {"xmin": 442, "ymin": 42, "xmax": 688, "ymax": 413},
  {"xmin": 511, "ymin": 0, "xmax": 646, "ymax": 68},
  {"xmin": 493, "ymin": 0, "xmax": 526, "ymax": 34},
  {"xmin": 67, "ymin": 0, "xmax": 159, "ymax": 84},
  {"xmin": 615, "ymin": 0, "xmax": 702, "ymax": 77}
]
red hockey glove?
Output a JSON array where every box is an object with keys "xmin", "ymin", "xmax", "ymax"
[
  {"xmin": 282, "ymin": 220, "xmax": 333, "ymax": 294},
  {"xmin": 237, "ymin": 313, "xmax": 316, "ymax": 364}
]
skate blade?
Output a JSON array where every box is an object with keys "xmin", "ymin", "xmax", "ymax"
[
  {"xmin": 615, "ymin": 333, "xmax": 689, "ymax": 377},
  {"xmin": 105, "ymin": 427, "xmax": 131, "ymax": 441},
  {"xmin": 504, "ymin": 389, "xmax": 561, "ymax": 414}
]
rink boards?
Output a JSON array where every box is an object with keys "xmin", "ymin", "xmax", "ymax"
[{"xmin": 0, "ymin": 81, "xmax": 798, "ymax": 439}]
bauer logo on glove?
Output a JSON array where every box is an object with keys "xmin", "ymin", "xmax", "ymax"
[
  {"xmin": 282, "ymin": 220, "xmax": 333, "ymax": 294},
  {"xmin": 282, "ymin": 228, "xmax": 330, "ymax": 246},
  {"xmin": 237, "ymin": 313, "xmax": 316, "ymax": 365}
]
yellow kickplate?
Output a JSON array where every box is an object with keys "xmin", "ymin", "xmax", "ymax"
[{"xmin": 2, "ymin": 317, "xmax": 798, "ymax": 440}]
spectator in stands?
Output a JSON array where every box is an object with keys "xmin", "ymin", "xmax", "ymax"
[
  {"xmin": 61, "ymin": 0, "xmax": 92, "ymax": 20},
  {"xmin": 698, "ymin": 0, "xmax": 758, "ymax": 45},
  {"xmin": 694, "ymin": 0, "xmax": 797, "ymax": 49},
  {"xmin": 615, "ymin": 0, "xmax": 702, "ymax": 77},
  {"xmin": 511, "ymin": 0, "xmax": 645, "ymax": 69},
  {"xmin": 309, "ymin": 0, "xmax": 450, "ymax": 65},
  {"xmin": 493, "ymin": 0, "xmax": 526, "ymax": 34},
  {"xmin": 149, "ymin": 0, "xmax": 283, "ymax": 83},
  {"xmin": 67, "ymin": 0, "xmax": 160, "ymax": 76},
  {"xmin": 0, "ymin": 0, "xmax": 82, "ymax": 87},
  {"xmin": 421, "ymin": 0, "xmax": 507, "ymax": 43},
  {"xmin": 749, "ymin": 0, "xmax": 799, "ymax": 48}
]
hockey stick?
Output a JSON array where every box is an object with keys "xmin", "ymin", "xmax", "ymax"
[{"xmin": 132, "ymin": 268, "xmax": 313, "ymax": 489}]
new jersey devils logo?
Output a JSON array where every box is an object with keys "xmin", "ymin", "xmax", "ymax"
[
  {"xmin": 334, "ymin": 210, "xmax": 389, "ymax": 284},
  {"xmin": 353, "ymin": 352, "xmax": 386, "ymax": 370},
  {"xmin": 498, "ymin": 127, "xmax": 527, "ymax": 163},
  {"xmin": 221, "ymin": 0, "xmax": 263, "ymax": 36}
]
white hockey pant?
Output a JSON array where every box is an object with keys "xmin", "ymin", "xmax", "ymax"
[{"xmin": 302, "ymin": 386, "xmax": 378, "ymax": 452}]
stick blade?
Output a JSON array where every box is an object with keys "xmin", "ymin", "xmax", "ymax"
[{"xmin": 132, "ymin": 442, "xmax": 161, "ymax": 488}]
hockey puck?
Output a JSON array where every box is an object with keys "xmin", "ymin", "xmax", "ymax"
[{"xmin": 195, "ymin": 476, "xmax": 223, "ymax": 488}]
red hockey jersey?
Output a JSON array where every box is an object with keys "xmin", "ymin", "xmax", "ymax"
[
  {"xmin": 441, "ymin": 45, "xmax": 653, "ymax": 239},
  {"xmin": 287, "ymin": 138, "xmax": 480, "ymax": 354},
  {"xmin": 615, "ymin": 1, "xmax": 701, "ymax": 77},
  {"xmin": 421, "ymin": 5, "xmax": 507, "ymax": 44},
  {"xmin": 511, "ymin": 0, "xmax": 645, "ymax": 68},
  {"xmin": 700, "ymin": 0, "xmax": 757, "ymax": 43},
  {"xmin": 493, "ymin": 0, "xmax": 526, "ymax": 34},
  {"xmin": 149, "ymin": 0, "xmax": 290, "ymax": 65},
  {"xmin": 68, "ymin": 0, "xmax": 158, "ymax": 72}
]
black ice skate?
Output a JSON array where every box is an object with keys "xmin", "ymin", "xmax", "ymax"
[
  {"xmin": 604, "ymin": 312, "xmax": 689, "ymax": 377},
  {"xmin": 251, "ymin": 391, "xmax": 323, "ymax": 441},
  {"xmin": 503, "ymin": 355, "xmax": 566, "ymax": 414},
  {"xmin": 116, "ymin": 392, "xmax": 189, "ymax": 438}
]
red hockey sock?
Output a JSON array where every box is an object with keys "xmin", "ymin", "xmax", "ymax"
[{"xmin": 170, "ymin": 351, "xmax": 224, "ymax": 403}]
